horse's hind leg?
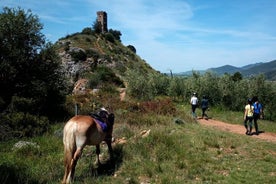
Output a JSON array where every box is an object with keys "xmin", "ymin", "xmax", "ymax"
[
  {"xmin": 70, "ymin": 148, "xmax": 82, "ymax": 181},
  {"xmin": 62, "ymin": 148, "xmax": 82, "ymax": 184},
  {"xmin": 62, "ymin": 148, "xmax": 74, "ymax": 184}
]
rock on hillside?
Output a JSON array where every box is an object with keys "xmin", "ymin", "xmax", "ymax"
[{"xmin": 55, "ymin": 33, "xmax": 157, "ymax": 90}]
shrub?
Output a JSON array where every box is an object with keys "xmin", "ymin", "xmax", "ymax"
[
  {"xmin": 88, "ymin": 66, "xmax": 124, "ymax": 88},
  {"xmin": 81, "ymin": 27, "xmax": 93, "ymax": 35},
  {"xmin": 0, "ymin": 112, "xmax": 49, "ymax": 139},
  {"xmin": 70, "ymin": 49, "xmax": 87, "ymax": 62},
  {"xmin": 127, "ymin": 45, "xmax": 136, "ymax": 53},
  {"xmin": 104, "ymin": 33, "xmax": 115, "ymax": 43},
  {"xmin": 140, "ymin": 97, "xmax": 176, "ymax": 115},
  {"xmin": 108, "ymin": 29, "xmax": 122, "ymax": 42}
]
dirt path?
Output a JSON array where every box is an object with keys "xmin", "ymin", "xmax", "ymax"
[{"xmin": 198, "ymin": 118, "xmax": 276, "ymax": 143}]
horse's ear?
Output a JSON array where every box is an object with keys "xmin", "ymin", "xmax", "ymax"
[{"xmin": 108, "ymin": 113, "xmax": 115, "ymax": 124}]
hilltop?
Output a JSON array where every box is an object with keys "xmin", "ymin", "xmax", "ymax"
[{"xmin": 54, "ymin": 30, "xmax": 158, "ymax": 90}]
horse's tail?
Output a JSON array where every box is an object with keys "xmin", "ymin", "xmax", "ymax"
[
  {"xmin": 63, "ymin": 120, "xmax": 76, "ymax": 181},
  {"xmin": 63, "ymin": 120, "xmax": 77, "ymax": 167}
]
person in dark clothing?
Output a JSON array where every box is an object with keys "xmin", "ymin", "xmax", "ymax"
[
  {"xmin": 252, "ymin": 97, "xmax": 263, "ymax": 135},
  {"xmin": 201, "ymin": 95, "xmax": 209, "ymax": 119}
]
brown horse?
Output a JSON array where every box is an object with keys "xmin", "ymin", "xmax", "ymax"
[{"xmin": 62, "ymin": 109, "xmax": 115, "ymax": 184}]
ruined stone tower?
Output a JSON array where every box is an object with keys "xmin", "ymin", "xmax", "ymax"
[{"xmin": 97, "ymin": 11, "xmax": 108, "ymax": 33}]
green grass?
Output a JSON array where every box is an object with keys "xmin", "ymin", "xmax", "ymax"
[{"xmin": 0, "ymin": 103, "xmax": 275, "ymax": 184}]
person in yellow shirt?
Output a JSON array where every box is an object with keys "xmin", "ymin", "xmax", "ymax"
[{"xmin": 244, "ymin": 98, "xmax": 254, "ymax": 135}]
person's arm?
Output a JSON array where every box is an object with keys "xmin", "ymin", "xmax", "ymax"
[{"xmin": 244, "ymin": 107, "xmax": 248, "ymax": 120}]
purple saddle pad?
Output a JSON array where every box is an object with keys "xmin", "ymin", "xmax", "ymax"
[{"xmin": 95, "ymin": 119, "xmax": 108, "ymax": 132}]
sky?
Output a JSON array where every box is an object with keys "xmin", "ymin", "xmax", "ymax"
[{"xmin": 1, "ymin": 0, "xmax": 276, "ymax": 73}]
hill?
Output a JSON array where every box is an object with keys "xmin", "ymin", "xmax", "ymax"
[
  {"xmin": 54, "ymin": 31, "xmax": 157, "ymax": 90},
  {"xmin": 178, "ymin": 60, "xmax": 276, "ymax": 80}
]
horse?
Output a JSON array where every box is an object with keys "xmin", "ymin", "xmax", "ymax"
[{"xmin": 62, "ymin": 109, "xmax": 115, "ymax": 184}]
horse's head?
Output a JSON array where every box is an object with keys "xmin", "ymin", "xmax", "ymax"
[{"xmin": 105, "ymin": 112, "xmax": 115, "ymax": 140}]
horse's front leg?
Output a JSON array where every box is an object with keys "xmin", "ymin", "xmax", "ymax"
[
  {"xmin": 95, "ymin": 144, "xmax": 101, "ymax": 165},
  {"xmin": 106, "ymin": 139, "xmax": 113, "ymax": 160}
]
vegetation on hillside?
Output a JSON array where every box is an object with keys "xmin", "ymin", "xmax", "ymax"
[{"xmin": 0, "ymin": 7, "xmax": 275, "ymax": 184}]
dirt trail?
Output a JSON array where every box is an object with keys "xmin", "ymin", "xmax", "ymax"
[{"xmin": 198, "ymin": 118, "xmax": 276, "ymax": 143}]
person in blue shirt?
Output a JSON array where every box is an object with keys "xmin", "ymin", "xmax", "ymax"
[{"xmin": 252, "ymin": 96, "xmax": 263, "ymax": 135}]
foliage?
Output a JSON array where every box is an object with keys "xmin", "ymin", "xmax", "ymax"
[
  {"xmin": 139, "ymin": 97, "xmax": 176, "ymax": 115},
  {"xmin": 0, "ymin": 112, "xmax": 49, "ymax": 140},
  {"xmin": 0, "ymin": 7, "xmax": 69, "ymax": 139},
  {"xmin": 126, "ymin": 70, "xmax": 170, "ymax": 100},
  {"xmin": 104, "ymin": 32, "xmax": 115, "ymax": 43},
  {"xmin": 127, "ymin": 45, "xmax": 136, "ymax": 53},
  {"xmin": 70, "ymin": 49, "xmax": 87, "ymax": 62},
  {"xmin": 108, "ymin": 29, "xmax": 122, "ymax": 42},
  {"xmin": 81, "ymin": 27, "xmax": 93, "ymax": 35},
  {"xmin": 88, "ymin": 66, "xmax": 124, "ymax": 88},
  {"xmin": 126, "ymin": 69, "xmax": 276, "ymax": 120},
  {"xmin": 231, "ymin": 72, "xmax": 243, "ymax": 81},
  {"xmin": 0, "ymin": 7, "xmax": 44, "ymax": 110}
]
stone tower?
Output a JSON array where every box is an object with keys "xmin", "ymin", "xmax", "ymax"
[{"xmin": 97, "ymin": 11, "xmax": 108, "ymax": 33}]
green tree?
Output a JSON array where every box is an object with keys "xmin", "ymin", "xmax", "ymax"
[
  {"xmin": 0, "ymin": 7, "xmax": 69, "ymax": 139},
  {"xmin": 108, "ymin": 29, "xmax": 122, "ymax": 42},
  {"xmin": 0, "ymin": 7, "xmax": 45, "ymax": 110},
  {"xmin": 231, "ymin": 72, "xmax": 243, "ymax": 82}
]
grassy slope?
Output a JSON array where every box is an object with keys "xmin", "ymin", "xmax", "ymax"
[{"xmin": 0, "ymin": 101, "xmax": 275, "ymax": 184}]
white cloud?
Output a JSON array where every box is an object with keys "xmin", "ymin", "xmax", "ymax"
[{"xmin": 1, "ymin": 0, "xmax": 276, "ymax": 72}]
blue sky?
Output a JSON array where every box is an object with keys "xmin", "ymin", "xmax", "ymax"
[{"xmin": 1, "ymin": 0, "xmax": 276, "ymax": 73}]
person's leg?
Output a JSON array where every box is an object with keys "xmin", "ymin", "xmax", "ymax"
[
  {"xmin": 253, "ymin": 114, "xmax": 259, "ymax": 135},
  {"xmin": 192, "ymin": 105, "xmax": 197, "ymax": 118},
  {"xmin": 248, "ymin": 117, "xmax": 253, "ymax": 135},
  {"xmin": 244, "ymin": 119, "xmax": 248, "ymax": 134},
  {"xmin": 204, "ymin": 108, "xmax": 208, "ymax": 118}
]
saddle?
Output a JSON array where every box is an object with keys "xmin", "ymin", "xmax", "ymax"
[{"xmin": 89, "ymin": 113, "xmax": 108, "ymax": 132}]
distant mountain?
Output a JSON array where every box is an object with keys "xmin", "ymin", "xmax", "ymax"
[
  {"xmin": 206, "ymin": 65, "xmax": 240, "ymax": 75},
  {"xmin": 241, "ymin": 60, "xmax": 276, "ymax": 78},
  {"xmin": 176, "ymin": 60, "xmax": 276, "ymax": 81}
]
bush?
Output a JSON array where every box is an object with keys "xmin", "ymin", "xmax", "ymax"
[
  {"xmin": 127, "ymin": 45, "xmax": 136, "ymax": 53},
  {"xmin": 81, "ymin": 27, "xmax": 93, "ymax": 35},
  {"xmin": 7, "ymin": 96, "xmax": 37, "ymax": 114},
  {"xmin": 104, "ymin": 33, "xmax": 115, "ymax": 43},
  {"xmin": 0, "ymin": 112, "xmax": 49, "ymax": 140},
  {"xmin": 70, "ymin": 49, "xmax": 87, "ymax": 62},
  {"xmin": 88, "ymin": 66, "xmax": 124, "ymax": 88}
]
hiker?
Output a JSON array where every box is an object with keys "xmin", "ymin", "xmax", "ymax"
[
  {"xmin": 252, "ymin": 97, "xmax": 263, "ymax": 135},
  {"xmin": 201, "ymin": 95, "xmax": 209, "ymax": 119},
  {"xmin": 190, "ymin": 93, "xmax": 198, "ymax": 118},
  {"xmin": 244, "ymin": 98, "xmax": 254, "ymax": 135}
]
